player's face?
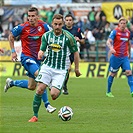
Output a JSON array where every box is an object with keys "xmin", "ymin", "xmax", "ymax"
[
  {"xmin": 28, "ymin": 11, "xmax": 38, "ymax": 26},
  {"xmin": 65, "ymin": 17, "xmax": 73, "ymax": 28},
  {"xmin": 119, "ymin": 20, "xmax": 127, "ymax": 31},
  {"xmin": 52, "ymin": 18, "xmax": 63, "ymax": 36}
]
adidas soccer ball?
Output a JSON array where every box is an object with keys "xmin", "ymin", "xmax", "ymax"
[{"xmin": 58, "ymin": 106, "xmax": 73, "ymax": 121}]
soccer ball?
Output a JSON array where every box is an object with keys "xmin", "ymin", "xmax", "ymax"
[{"xmin": 58, "ymin": 106, "xmax": 73, "ymax": 121}]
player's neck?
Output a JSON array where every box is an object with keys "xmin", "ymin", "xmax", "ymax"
[
  {"xmin": 29, "ymin": 22, "xmax": 38, "ymax": 27},
  {"xmin": 66, "ymin": 25, "xmax": 72, "ymax": 30},
  {"xmin": 54, "ymin": 31, "xmax": 62, "ymax": 36}
]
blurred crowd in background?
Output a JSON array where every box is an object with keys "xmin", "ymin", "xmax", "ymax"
[{"xmin": 0, "ymin": 3, "xmax": 133, "ymax": 60}]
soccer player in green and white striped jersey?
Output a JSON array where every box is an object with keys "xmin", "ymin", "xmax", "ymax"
[{"xmin": 29, "ymin": 14, "xmax": 81, "ymax": 122}]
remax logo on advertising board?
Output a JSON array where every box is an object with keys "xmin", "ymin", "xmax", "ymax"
[{"xmin": 113, "ymin": 5, "xmax": 123, "ymax": 20}]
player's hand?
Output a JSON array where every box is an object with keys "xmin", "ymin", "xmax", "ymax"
[
  {"xmin": 75, "ymin": 69, "xmax": 81, "ymax": 77},
  {"xmin": 12, "ymin": 52, "xmax": 18, "ymax": 62},
  {"xmin": 110, "ymin": 48, "xmax": 116, "ymax": 54},
  {"xmin": 75, "ymin": 36, "xmax": 80, "ymax": 42},
  {"xmin": 38, "ymin": 50, "xmax": 44, "ymax": 60}
]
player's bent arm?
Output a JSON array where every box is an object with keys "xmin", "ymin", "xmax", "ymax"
[
  {"xmin": 79, "ymin": 38, "xmax": 85, "ymax": 45},
  {"xmin": 8, "ymin": 32, "xmax": 15, "ymax": 51},
  {"xmin": 106, "ymin": 38, "xmax": 116, "ymax": 54},
  {"xmin": 8, "ymin": 32, "xmax": 18, "ymax": 61},
  {"xmin": 106, "ymin": 38, "xmax": 113, "ymax": 50}
]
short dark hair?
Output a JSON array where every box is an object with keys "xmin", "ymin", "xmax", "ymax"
[
  {"xmin": 52, "ymin": 14, "xmax": 63, "ymax": 21},
  {"xmin": 28, "ymin": 7, "xmax": 39, "ymax": 15},
  {"xmin": 65, "ymin": 14, "xmax": 74, "ymax": 20}
]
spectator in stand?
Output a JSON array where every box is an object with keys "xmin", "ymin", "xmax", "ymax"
[
  {"xmin": 0, "ymin": 7, "xmax": 4, "ymax": 23},
  {"xmin": 39, "ymin": 6, "xmax": 47, "ymax": 22},
  {"xmin": 76, "ymin": 17, "xmax": 83, "ymax": 31},
  {"xmin": 14, "ymin": 20, "xmax": 20, "ymax": 26},
  {"xmin": 95, "ymin": 6, "xmax": 106, "ymax": 21},
  {"xmin": 100, "ymin": 16, "xmax": 107, "ymax": 29},
  {"xmin": 7, "ymin": 16, "xmax": 15, "ymax": 31},
  {"xmin": 21, "ymin": 9, "xmax": 28, "ymax": 23},
  {"xmin": 46, "ymin": 7, "xmax": 54, "ymax": 26},
  {"xmin": 82, "ymin": 18, "xmax": 91, "ymax": 32},
  {"xmin": 0, "ymin": 22, "xmax": 3, "ymax": 34},
  {"xmin": 131, "ymin": 15, "xmax": 133, "ymax": 25},
  {"xmin": 1, "ymin": 29, "xmax": 9, "ymax": 39},
  {"xmin": 93, "ymin": 16, "xmax": 103, "ymax": 40},
  {"xmin": 130, "ymin": 25, "xmax": 133, "ymax": 42},
  {"xmin": 87, "ymin": 6, "xmax": 96, "ymax": 30},
  {"xmin": 53, "ymin": 4, "xmax": 64, "ymax": 16},
  {"xmin": 64, "ymin": 7, "xmax": 75, "ymax": 20},
  {"xmin": 104, "ymin": 22, "xmax": 112, "ymax": 40},
  {"xmin": 84, "ymin": 28, "xmax": 95, "ymax": 60},
  {"xmin": 127, "ymin": 16, "xmax": 132, "ymax": 30}
]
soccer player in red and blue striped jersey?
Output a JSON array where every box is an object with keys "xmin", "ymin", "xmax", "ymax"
[
  {"xmin": 106, "ymin": 17, "xmax": 133, "ymax": 97},
  {"xmin": 4, "ymin": 7, "xmax": 56, "ymax": 113}
]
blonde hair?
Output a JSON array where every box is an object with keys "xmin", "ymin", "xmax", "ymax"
[
  {"xmin": 118, "ymin": 17, "xmax": 127, "ymax": 23},
  {"xmin": 52, "ymin": 14, "xmax": 63, "ymax": 21}
]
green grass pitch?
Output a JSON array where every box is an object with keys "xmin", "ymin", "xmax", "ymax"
[{"xmin": 0, "ymin": 76, "xmax": 133, "ymax": 133}]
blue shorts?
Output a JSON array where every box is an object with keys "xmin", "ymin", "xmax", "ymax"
[
  {"xmin": 21, "ymin": 53, "xmax": 41, "ymax": 79},
  {"xmin": 109, "ymin": 54, "xmax": 131, "ymax": 73}
]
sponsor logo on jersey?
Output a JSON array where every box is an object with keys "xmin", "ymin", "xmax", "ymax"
[
  {"xmin": 28, "ymin": 36, "xmax": 40, "ymax": 40},
  {"xmin": 48, "ymin": 44, "xmax": 62, "ymax": 52},
  {"xmin": 120, "ymin": 38, "xmax": 128, "ymax": 41}
]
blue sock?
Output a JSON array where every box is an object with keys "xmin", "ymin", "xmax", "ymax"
[
  {"xmin": 42, "ymin": 89, "xmax": 50, "ymax": 108},
  {"xmin": 11, "ymin": 80, "xmax": 28, "ymax": 88},
  {"xmin": 127, "ymin": 75, "xmax": 133, "ymax": 93},
  {"xmin": 107, "ymin": 75, "xmax": 114, "ymax": 93}
]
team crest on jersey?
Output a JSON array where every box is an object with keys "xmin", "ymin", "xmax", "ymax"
[
  {"xmin": 38, "ymin": 26, "xmax": 42, "ymax": 32},
  {"xmin": 48, "ymin": 44, "xmax": 62, "ymax": 52}
]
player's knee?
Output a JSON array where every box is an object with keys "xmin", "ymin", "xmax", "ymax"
[
  {"xmin": 50, "ymin": 88, "xmax": 60, "ymax": 100},
  {"xmin": 36, "ymin": 83, "xmax": 47, "ymax": 95},
  {"xmin": 28, "ymin": 84, "xmax": 36, "ymax": 90},
  {"xmin": 110, "ymin": 72, "xmax": 116, "ymax": 77}
]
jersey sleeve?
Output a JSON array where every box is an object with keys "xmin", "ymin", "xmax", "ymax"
[
  {"xmin": 43, "ymin": 23, "xmax": 52, "ymax": 32},
  {"xmin": 40, "ymin": 34, "xmax": 48, "ymax": 51},
  {"xmin": 11, "ymin": 25, "xmax": 23, "ymax": 37},
  {"xmin": 68, "ymin": 35, "xmax": 78, "ymax": 53},
  {"xmin": 109, "ymin": 30, "xmax": 116, "ymax": 41}
]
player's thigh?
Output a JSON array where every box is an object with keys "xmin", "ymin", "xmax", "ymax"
[
  {"xmin": 27, "ymin": 63, "xmax": 39, "ymax": 78},
  {"xmin": 36, "ymin": 64, "xmax": 52, "ymax": 86},
  {"xmin": 122, "ymin": 57, "xmax": 131, "ymax": 71},
  {"xmin": 51, "ymin": 69, "xmax": 67, "ymax": 91},
  {"xmin": 109, "ymin": 55, "xmax": 121, "ymax": 73}
]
